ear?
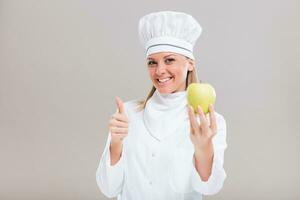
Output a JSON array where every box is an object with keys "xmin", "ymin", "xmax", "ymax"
[{"xmin": 187, "ymin": 59, "xmax": 195, "ymax": 71}]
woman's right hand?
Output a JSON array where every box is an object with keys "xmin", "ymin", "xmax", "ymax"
[{"xmin": 109, "ymin": 97, "xmax": 129, "ymax": 145}]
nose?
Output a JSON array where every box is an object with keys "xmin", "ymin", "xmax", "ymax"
[{"xmin": 155, "ymin": 62, "xmax": 167, "ymax": 75}]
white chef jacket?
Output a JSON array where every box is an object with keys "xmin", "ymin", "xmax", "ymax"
[{"xmin": 96, "ymin": 90, "xmax": 227, "ymax": 200}]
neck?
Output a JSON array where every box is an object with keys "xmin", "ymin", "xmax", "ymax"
[{"xmin": 151, "ymin": 90, "xmax": 187, "ymax": 110}]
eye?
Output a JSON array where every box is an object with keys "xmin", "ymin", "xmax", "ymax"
[
  {"xmin": 165, "ymin": 58, "xmax": 175, "ymax": 64},
  {"xmin": 147, "ymin": 61, "xmax": 157, "ymax": 66}
]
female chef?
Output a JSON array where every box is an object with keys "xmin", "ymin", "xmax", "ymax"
[{"xmin": 96, "ymin": 11, "xmax": 227, "ymax": 200}]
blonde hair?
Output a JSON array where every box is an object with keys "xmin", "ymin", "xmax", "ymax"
[{"xmin": 135, "ymin": 57, "xmax": 201, "ymax": 112}]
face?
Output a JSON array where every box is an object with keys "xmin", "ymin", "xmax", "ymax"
[{"xmin": 147, "ymin": 52, "xmax": 194, "ymax": 94}]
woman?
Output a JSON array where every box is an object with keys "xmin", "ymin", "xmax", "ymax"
[{"xmin": 96, "ymin": 11, "xmax": 227, "ymax": 200}]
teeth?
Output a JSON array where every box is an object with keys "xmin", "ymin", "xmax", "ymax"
[{"xmin": 158, "ymin": 77, "xmax": 172, "ymax": 83}]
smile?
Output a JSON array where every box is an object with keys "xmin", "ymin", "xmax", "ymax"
[{"xmin": 157, "ymin": 77, "xmax": 173, "ymax": 85}]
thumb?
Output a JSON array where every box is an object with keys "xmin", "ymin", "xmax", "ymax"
[{"xmin": 115, "ymin": 96, "xmax": 125, "ymax": 114}]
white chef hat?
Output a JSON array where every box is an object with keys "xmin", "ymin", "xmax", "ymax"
[{"xmin": 138, "ymin": 11, "xmax": 202, "ymax": 60}]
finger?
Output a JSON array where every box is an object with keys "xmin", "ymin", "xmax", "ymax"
[
  {"xmin": 206, "ymin": 114, "xmax": 210, "ymax": 126},
  {"xmin": 208, "ymin": 104, "xmax": 217, "ymax": 134},
  {"xmin": 115, "ymin": 96, "xmax": 125, "ymax": 114},
  {"xmin": 109, "ymin": 118, "xmax": 129, "ymax": 128},
  {"xmin": 110, "ymin": 127, "xmax": 128, "ymax": 134},
  {"xmin": 197, "ymin": 106, "xmax": 209, "ymax": 131},
  {"xmin": 187, "ymin": 105, "xmax": 199, "ymax": 135},
  {"xmin": 112, "ymin": 113, "xmax": 129, "ymax": 123}
]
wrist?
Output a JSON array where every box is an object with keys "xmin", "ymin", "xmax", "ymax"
[
  {"xmin": 194, "ymin": 141, "xmax": 214, "ymax": 158},
  {"xmin": 109, "ymin": 140, "xmax": 123, "ymax": 165},
  {"xmin": 110, "ymin": 140, "xmax": 122, "ymax": 153},
  {"xmin": 110, "ymin": 138, "xmax": 123, "ymax": 146}
]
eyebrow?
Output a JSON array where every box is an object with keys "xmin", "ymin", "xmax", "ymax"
[{"xmin": 147, "ymin": 54, "xmax": 176, "ymax": 60}]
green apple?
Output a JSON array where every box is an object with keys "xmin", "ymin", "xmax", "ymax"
[{"xmin": 187, "ymin": 83, "xmax": 216, "ymax": 114}]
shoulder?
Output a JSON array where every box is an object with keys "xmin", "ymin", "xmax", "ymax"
[
  {"xmin": 212, "ymin": 111, "xmax": 228, "ymax": 149},
  {"xmin": 123, "ymin": 99, "xmax": 143, "ymax": 115},
  {"xmin": 123, "ymin": 99, "xmax": 140, "ymax": 109},
  {"xmin": 214, "ymin": 111, "xmax": 227, "ymax": 130}
]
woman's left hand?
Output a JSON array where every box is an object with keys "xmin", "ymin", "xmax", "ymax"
[{"xmin": 187, "ymin": 104, "xmax": 217, "ymax": 151}]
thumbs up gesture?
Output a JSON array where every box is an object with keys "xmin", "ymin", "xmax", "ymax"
[{"xmin": 109, "ymin": 97, "xmax": 129, "ymax": 145}]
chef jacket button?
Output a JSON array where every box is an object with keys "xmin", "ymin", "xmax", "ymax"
[
  {"xmin": 149, "ymin": 181, "xmax": 153, "ymax": 185},
  {"xmin": 151, "ymin": 153, "xmax": 155, "ymax": 157}
]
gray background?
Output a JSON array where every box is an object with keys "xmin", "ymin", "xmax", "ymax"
[{"xmin": 1, "ymin": 0, "xmax": 299, "ymax": 199}]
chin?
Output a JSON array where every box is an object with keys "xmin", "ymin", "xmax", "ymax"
[{"xmin": 156, "ymin": 87, "xmax": 175, "ymax": 94}]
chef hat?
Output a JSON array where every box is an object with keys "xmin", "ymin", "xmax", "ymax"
[{"xmin": 138, "ymin": 11, "xmax": 202, "ymax": 60}]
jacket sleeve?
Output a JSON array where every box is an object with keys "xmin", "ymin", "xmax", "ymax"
[
  {"xmin": 169, "ymin": 114, "xmax": 227, "ymax": 195},
  {"xmin": 191, "ymin": 114, "xmax": 227, "ymax": 195},
  {"xmin": 95, "ymin": 132, "xmax": 125, "ymax": 198}
]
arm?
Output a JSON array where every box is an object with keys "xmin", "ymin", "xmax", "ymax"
[
  {"xmin": 191, "ymin": 114, "xmax": 227, "ymax": 195},
  {"xmin": 95, "ymin": 133, "xmax": 125, "ymax": 198},
  {"xmin": 96, "ymin": 97, "xmax": 129, "ymax": 197},
  {"xmin": 193, "ymin": 141, "xmax": 214, "ymax": 182},
  {"xmin": 110, "ymin": 140, "xmax": 123, "ymax": 165},
  {"xmin": 168, "ymin": 117, "xmax": 227, "ymax": 195}
]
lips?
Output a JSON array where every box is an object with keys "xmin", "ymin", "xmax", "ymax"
[
  {"xmin": 157, "ymin": 77, "xmax": 172, "ymax": 83},
  {"xmin": 156, "ymin": 77, "xmax": 173, "ymax": 85}
]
